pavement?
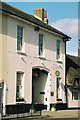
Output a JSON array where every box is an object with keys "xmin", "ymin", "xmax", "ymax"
[
  {"xmin": 1, "ymin": 109, "xmax": 80, "ymax": 120},
  {"xmin": 42, "ymin": 109, "xmax": 80, "ymax": 118}
]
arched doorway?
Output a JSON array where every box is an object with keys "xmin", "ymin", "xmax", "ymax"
[{"xmin": 32, "ymin": 67, "xmax": 50, "ymax": 110}]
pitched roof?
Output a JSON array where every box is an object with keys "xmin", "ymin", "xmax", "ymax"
[
  {"xmin": 66, "ymin": 55, "xmax": 80, "ymax": 86},
  {"xmin": 66, "ymin": 54, "xmax": 80, "ymax": 67},
  {"xmin": 0, "ymin": 1, "xmax": 71, "ymax": 40}
]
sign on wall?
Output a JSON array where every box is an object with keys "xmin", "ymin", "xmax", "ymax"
[{"xmin": 55, "ymin": 70, "xmax": 60, "ymax": 77}]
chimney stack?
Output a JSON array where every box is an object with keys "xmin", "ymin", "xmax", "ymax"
[
  {"xmin": 78, "ymin": 39, "xmax": 80, "ymax": 57},
  {"xmin": 34, "ymin": 8, "xmax": 48, "ymax": 24}
]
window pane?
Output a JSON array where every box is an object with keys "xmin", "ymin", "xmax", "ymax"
[
  {"xmin": 39, "ymin": 33, "xmax": 43, "ymax": 55},
  {"xmin": 57, "ymin": 40, "xmax": 60, "ymax": 49},
  {"xmin": 56, "ymin": 40, "xmax": 60, "ymax": 59},
  {"xmin": 17, "ymin": 86, "xmax": 19, "ymax": 92},
  {"xmin": 16, "ymin": 72, "xmax": 24, "ymax": 100},
  {"xmin": 16, "ymin": 92, "xmax": 19, "ymax": 98},
  {"xmin": 17, "ymin": 79, "xmax": 21, "ymax": 86},
  {"xmin": 72, "ymin": 90, "xmax": 78, "ymax": 100},
  {"xmin": 17, "ymin": 26, "xmax": 23, "ymax": 51}
]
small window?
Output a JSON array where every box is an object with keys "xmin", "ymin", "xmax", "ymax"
[
  {"xmin": 16, "ymin": 72, "xmax": 24, "ymax": 101},
  {"xmin": 74, "ymin": 79, "xmax": 79, "ymax": 86},
  {"xmin": 38, "ymin": 33, "xmax": 43, "ymax": 56},
  {"xmin": 56, "ymin": 40, "xmax": 60, "ymax": 60},
  {"xmin": 72, "ymin": 89, "xmax": 78, "ymax": 100},
  {"xmin": 17, "ymin": 26, "xmax": 23, "ymax": 51}
]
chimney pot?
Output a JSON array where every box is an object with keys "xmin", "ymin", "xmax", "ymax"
[{"xmin": 34, "ymin": 8, "xmax": 48, "ymax": 24}]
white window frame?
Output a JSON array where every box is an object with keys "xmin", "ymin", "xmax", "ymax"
[
  {"xmin": 16, "ymin": 71, "xmax": 24, "ymax": 101},
  {"xmin": 56, "ymin": 40, "xmax": 61, "ymax": 60},
  {"xmin": 17, "ymin": 25, "xmax": 24, "ymax": 51},
  {"xmin": 38, "ymin": 33, "xmax": 44, "ymax": 56}
]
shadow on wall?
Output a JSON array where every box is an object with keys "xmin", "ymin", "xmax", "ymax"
[{"xmin": 61, "ymin": 82, "xmax": 65, "ymax": 92}]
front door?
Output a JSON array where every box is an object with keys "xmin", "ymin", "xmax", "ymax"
[{"xmin": 32, "ymin": 68, "xmax": 49, "ymax": 109}]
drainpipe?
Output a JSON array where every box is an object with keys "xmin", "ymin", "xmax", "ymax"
[
  {"xmin": 65, "ymin": 42, "xmax": 68, "ymax": 109},
  {"xmin": 2, "ymin": 82, "xmax": 7, "ymax": 115}
]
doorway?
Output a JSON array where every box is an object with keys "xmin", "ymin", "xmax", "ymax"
[{"xmin": 32, "ymin": 68, "xmax": 49, "ymax": 108}]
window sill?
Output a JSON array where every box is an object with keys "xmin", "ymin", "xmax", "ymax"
[
  {"xmin": 72, "ymin": 99, "xmax": 79, "ymax": 101},
  {"xmin": 38, "ymin": 56, "xmax": 46, "ymax": 60},
  {"xmin": 57, "ymin": 98, "xmax": 62, "ymax": 101},
  {"xmin": 56, "ymin": 60, "xmax": 63, "ymax": 64},
  {"xmin": 16, "ymin": 98, "xmax": 25, "ymax": 102},
  {"xmin": 17, "ymin": 51, "xmax": 27, "ymax": 56}
]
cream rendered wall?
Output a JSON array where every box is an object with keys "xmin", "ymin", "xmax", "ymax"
[
  {"xmin": 0, "ymin": 13, "xmax": 8, "ymax": 82},
  {"xmin": 6, "ymin": 15, "xmax": 66, "ymax": 106},
  {"xmin": 68, "ymin": 89, "xmax": 80, "ymax": 108},
  {"xmin": 0, "ymin": 13, "xmax": 2, "ymax": 80},
  {"xmin": 7, "ymin": 17, "xmax": 33, "ymax": 104},
  {"xmin": 68, "ymin": 88, "xmax": 80, "ymax": 108},
  {"xmin": 0, "ymin": 13, "xmax": 8, "ymax": 115},
  {"xmin": 2, "ymin": 15, "xmax": 8, "ymax": 81}
]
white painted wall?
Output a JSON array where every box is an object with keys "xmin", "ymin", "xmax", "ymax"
[
  {"xmin": 6, "ymin": 15, "xmax": 66, "ymax": 109},
  {"xmin": 68, "ymin": 89, "xmax": 80, "ymax": 108}
]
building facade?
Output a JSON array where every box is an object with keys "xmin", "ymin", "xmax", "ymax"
[
  {"xmin": 66, "ymin": 55, "xmax": 80, "ymax": 108},
  {"xmin": 0, "ymin": 2, "xmax": 71, "ymax": 115}
]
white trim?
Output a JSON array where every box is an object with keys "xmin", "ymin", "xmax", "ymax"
[
  {"xmin": 32, "ymin": 66, "xmax": 50, "ymax": 73},
  {"xmin": 0, "ymin": 82, "xmax": 7, "ymax": 115},
  {"xmin": 22, "ymin": 73, "xmax": 25, "ymax": 98},
  {"xmin": 16, "ymin": 71, "xmax": 25, "ymax": 102},
  {"xmin": 16, "ymin": 25, "xmax": 25, "ymax": 53}
]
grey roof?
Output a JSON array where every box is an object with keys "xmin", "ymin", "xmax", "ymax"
[
  {"xmin": 66, "ymin": 54, "xmax": 80, "ymax": 67},
  {"xmin": 0, "ymin": 1, "xmax": 71, "ymax": 40}
]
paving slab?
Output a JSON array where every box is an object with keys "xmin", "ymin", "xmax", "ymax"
[
  {"xmin": 2, "ymin": 110, "xmax": 80, "ymax": 120},
  {"xmin": 42, "ymin": 110, "xmax": 80, "ymax": 118}
]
